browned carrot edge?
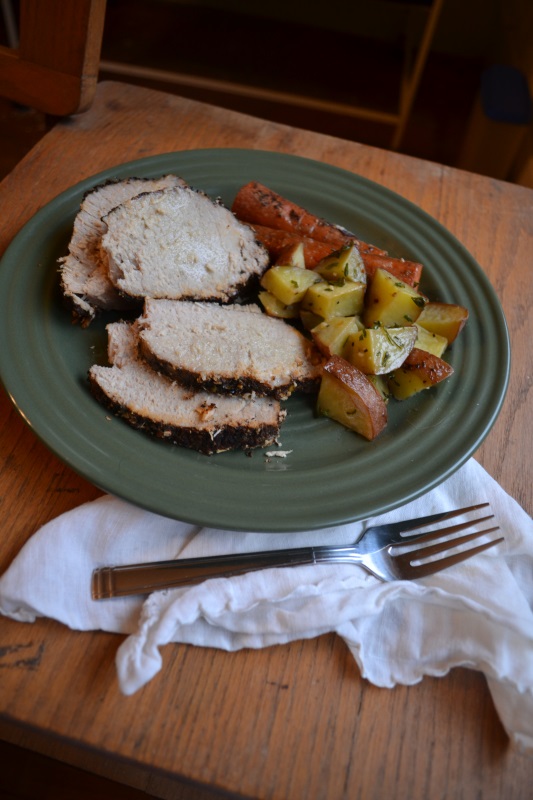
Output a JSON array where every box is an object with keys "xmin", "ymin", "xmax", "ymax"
[
  {"xmin": 361, "ymin": 252, "xmax": 423, "ymax": 288},
  {"xmin": 249, "ymin": 224, "xmax": 337, "ymax": 268},
  {"xmin": 232, "ymin": 181, "xmax": 387, "ymax": 255},
  {"xmin": 250, "ymin": 224, "xmax": 423, "ymax": 287}
]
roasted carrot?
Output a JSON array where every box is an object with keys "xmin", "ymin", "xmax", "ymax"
[
  {"xmin": 250, "ymin": 224, "xmax": 336, "ymax": 268},
  {"xmin": 251, "ymin": 223, "xmax": 423, "ymax": 285},
  {"xmin": 233, "ymin": 181, "xmax": 386, "ymax": 255},
  {"xmin": 362, "ymin": 252, "xmax": 423, "ymax": 288}
]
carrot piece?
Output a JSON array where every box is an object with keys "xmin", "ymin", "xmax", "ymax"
[
  {"xmin": 232, "ymin": 181, "xmax": 386, "ymax": 255},
  {"xmin": 361, "ymin": 252, "xmax": 423, "ymax": 288},
  {"xmin": 250, "ymin": 223, "xmax": 423, "ymax": 286},
  {"xmin": 249, "ymin": 224, "xmax": 336, "ymax": 268}
]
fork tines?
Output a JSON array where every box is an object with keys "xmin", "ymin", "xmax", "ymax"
[
  {"xmin": 392, "ymin": 508, "xmax": 503, "ymax": 578},
  {"xmin": 397, "ymin": 502, "xmax": 492, "ymax": 534}
]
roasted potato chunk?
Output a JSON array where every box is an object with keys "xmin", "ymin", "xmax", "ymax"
[
  {"xmin": 414, "ymin": 323, "xmax": 448, "ymax": 357},
  {"xmin": 302, "ymin": 281, "xmax": 365, "ymax": 319},
  {"xmin": 274, "ymin": 241, "xmax": 306, "ymax": 268},
  {"xmin": 260, "ymin": 265, "xmax": 321, "ymax": 306},
  {"xmin": 317, "ymin": 356, "xmax": 388, "ymax": 440},
  {"xmin": 387, "ymin": 348, "xmax": 454, "ymax": 400},
  {"xmin": 313, "ymin": 243, "xmax": 366, "ymax": 285},
  {"xmin": 258, "ymin": 291, "xmax": 300, "ymax": 319},
  {"xmin": 343, "ymin": 325, "xmax": 417, "ymax": 374},
  {"xmin": 363, "ymin": 268, "xmax": 427, "ymax": 328},
  {"xmin": 416, "ymin": 301, "xmax": 468, "ymax": 344},
  {"xmin": 311, "ymin": 316, "xmax": 364, "ymax": 357}
]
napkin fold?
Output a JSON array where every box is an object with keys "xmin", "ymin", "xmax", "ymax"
[{"xmin": 1, "ymin": 458, "xmax": 532, "ymax": 754}]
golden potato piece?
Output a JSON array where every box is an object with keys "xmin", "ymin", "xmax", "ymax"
[
  {"xmin": 313, "ymin": 243, "xmax": 366, "ymax": 284},
  {"xmin": 317, "ymin": 356, "xmax": 388, "ymax": 440},
  {"xmin": 343, "ymin": 325, "xmax": 417, "ymax": 374},
  {"xmin": 258, "ymin": 291, "xmax": 300, "ymax": 319},
  {"xmin": 302, "ymin": 281, "xmax": 365, "ymax": 319},
  {"xmin": 414, "ymin": 323, "xmax": 448, "ymax": 357},
  {"xmin": 274, "ymin": 241, "xmax": 306, "ymax": 268},
  {"xmin": 387, "ymin": 347, "xmax": 454, "ymax": 400},
  {"xmin": 363, "ymin": 268, "xmax": 427, "ymax": 328},
  {"xmin": 260, "ymin": 265, "xmax": 321, "ymax": 306},
  {"xmin": 416, "ymin": 301, "xmax": 468, "ymax": 344},
  {"xmin": 311, "ymin": 316, "xmax": 364, "ymax": 357}
]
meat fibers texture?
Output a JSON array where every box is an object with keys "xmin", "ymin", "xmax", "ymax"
[
  {"xmin": 88, "ymin": 321, "xmax": 286, "ymax": 455},
  {"xmin": 101, "ymin": 183, "xmax": 270, "ymax": 302},
  {"xmin": 138, "ymin": 299, "xmax": 325, "ymax": 400},
  {"xmin": 59, "ymin": 175, "xmax": 186, "ymax": 325}
]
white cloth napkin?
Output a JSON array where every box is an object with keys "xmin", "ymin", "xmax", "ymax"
[{"xmin": 1, "ymin": 458, "xmax": 532, "ymax": 754}]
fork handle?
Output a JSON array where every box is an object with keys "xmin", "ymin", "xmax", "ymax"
[
  {"xmin": 92, "ymin": 547, "xmax": 314, "ymax": 599},
  {"xmin": 91, "ymin": 545, "xmax": 358, "ymax": 599}
]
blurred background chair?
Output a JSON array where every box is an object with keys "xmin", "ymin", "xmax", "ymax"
[
  {"xmin": 98, "ymin": 0, "xmax": 445, "ymax": 151},
  {"xmin": 387, "ymin": 0, "xmax": 446, "ymax": 148},
  {"xmin": 1, "ymin": 0, "xmax": 532, "ymax": 185},
  {"xmin": 0, "ymin": 0, "xmax": 106, "ymax": 115}
]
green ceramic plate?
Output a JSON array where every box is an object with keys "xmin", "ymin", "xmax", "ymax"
[{"xmin": 0, "ymin": 149, "xmax": 510, "ymax": 532}]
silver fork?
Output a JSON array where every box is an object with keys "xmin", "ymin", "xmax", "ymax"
[{"xmin": 92, "ymin": 503, "xmax": 503, "ymax": 599}]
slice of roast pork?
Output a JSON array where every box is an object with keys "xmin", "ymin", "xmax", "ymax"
[
  {"xmin": 59, "ymin": 175, "xmax": 186, "ymax": 326},
  {"xmin": 100, "ymin": 183, "xmax": 269, "ymax": 303},
  {"xmin": 138, "ymin": 299, "xmax": 325, "ymax": 400},
  {"xmin": 88, "ymin": 321, "xmax": 286, "ymax": 455}
]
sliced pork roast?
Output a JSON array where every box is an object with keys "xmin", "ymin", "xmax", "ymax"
[
  {"xmin": 89, "ymin": 321, "xmax": 286, "ymax": 455},
  {"xmin": 138, "ymin": 299, "xmax": 325, "ymax": 400},
  {"xmin": 59, "ymin": 175, "xmax": 186, "ymax": 326},
  {"xmin": 100, "ymin": 183, "xmax": 269, "ymax": 302}
]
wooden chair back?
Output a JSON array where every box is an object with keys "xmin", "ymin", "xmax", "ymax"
[{"xmin": 0, "ymin": 0, "xmax": 106, "ymax": 115}]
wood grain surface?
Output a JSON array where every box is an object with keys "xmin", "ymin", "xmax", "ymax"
[{"xmin": 0, "ymin": 81, "xmax": 531, "ymax": 800}]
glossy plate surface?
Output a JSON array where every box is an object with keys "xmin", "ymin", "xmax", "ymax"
[{"xmin": 0, "ymin": 150, "xmax": 510, "ymax": 532}]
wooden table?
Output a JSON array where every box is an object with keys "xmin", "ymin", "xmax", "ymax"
[{"xmin": 0, "ymin": 81, "xmax": 532, "ymax": 800}]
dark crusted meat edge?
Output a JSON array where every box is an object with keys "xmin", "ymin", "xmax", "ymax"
[
  {"xmin": 114, "ymin": 271, "xmax": 266, "ymax": 305},
  {"xmin": 60, "ymin": 292, "xmax": 141, "ymax": 328},
  {"xmin": 61, "ymin": 282, "xmax": 263, "ymax": 328},
  {"xmin": 88, "ymin": 375, "xmax": 285, "ymax": 456},
  {"xmin": 58, "ymin": 177, "xmax": 169, "ymax": 328},
  {"xmin": 139, "ymin": 344, "xmax": 321, "ymax": 401}
]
